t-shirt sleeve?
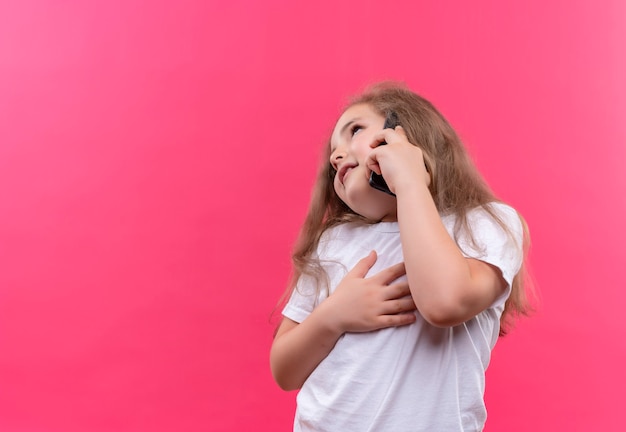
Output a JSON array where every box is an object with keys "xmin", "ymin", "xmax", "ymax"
[
  {"xmin": 449, "ymin": 203, "xmax": 525, "ymax": 309},
  {"xmin": 282, "ymin": 273, "xmax": 320, "ymax": 324},
  {"xmin": 281, "ymin": 227, "xmax": 339, "ymax": 323}
]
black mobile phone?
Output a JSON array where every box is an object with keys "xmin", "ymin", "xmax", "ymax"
[{"xmin": 369, "ymin": 111, "xmax": 399, "ymax": 196}]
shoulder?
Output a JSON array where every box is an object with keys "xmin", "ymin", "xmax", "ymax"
[
  {"xmin": 442, "ymin": 202, "xmax": 522, "ymax": 241},
  {"xmin": 317, "ymin": 224, "xmax": 346, "ymax": 251},
  {"xmin": 479, "ymin": 202, "xmax": 522, "ymax": 230},
  {"xmin": 470, "ymin": 202, "xmax": 522, "ymax": 242},
  {"xmin": 450, "ymin": 202, "xmax": 525, "ymax": 289},
  {"xmin": 315, "ymin": 223, "xmax": 355, "ymax": 259},
  {"xmin": 319, "ymin": 221, "xmax": 377, "ymax": 245}
]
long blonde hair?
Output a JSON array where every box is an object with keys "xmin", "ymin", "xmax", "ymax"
[{"xmin": 281, "ymin": 82, "xmax": 533, "ymax": 335}]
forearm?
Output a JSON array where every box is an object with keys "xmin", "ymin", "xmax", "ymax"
[
  {"xmin": 270, "ymin": 302, "xmax": 343, "ymax": 391},
  {"xmin": 395, "ymin": 181, "xmax": 476, "ymax": 326}
]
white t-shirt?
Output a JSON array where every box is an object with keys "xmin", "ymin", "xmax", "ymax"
[{"xmin": 283, "ymin": 203, "xmax": 524, "ymax": 432}]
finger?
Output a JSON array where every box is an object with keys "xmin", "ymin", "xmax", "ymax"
[
  {"xmin": 347, "ymin": 250, "xmax": 378, "ymax": 278},
  {"xmin": 377, "ymin": 311, "xmax": 416, "ymax": 329},
  {"xmin": 365, "ymin": 150, "xmax": 383, "ymax": 176},
  {"xmin": 394, "ymin": 125, "xmax": 408, "ymax": 139},
  {"xmin": 382, "ymin": 297, "xmax": 417, "ymax": 315},
  {"xmin": 370, "ymin": 133, "xmax": 388, "ymax": 149},
  {"xmin": 371, "ymin": 261, "xmax": 406, "ymax": 284},
  {"xmin": 374, "ymin": 129, "xmax": 403, "ymax": 145},
  {"xmin": 381, "ymin": 281, "xmax": 412, "ymax": 300}
]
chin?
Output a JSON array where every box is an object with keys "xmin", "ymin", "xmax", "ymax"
[{"xmin": 341, "ymin": 189, "xmax": 397, "ymax": 222}]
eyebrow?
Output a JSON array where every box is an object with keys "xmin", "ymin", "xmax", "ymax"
[
  {"xmin": 339, "ymin": 118, "xmax": 360, "ymax": 136},
  {"xmin": 331, "ymin": 117, "xmax": 361, "ymax": 151},
  {"xmin": 330, "ymin": 117, "xmax": 360, "ymax": 150}
]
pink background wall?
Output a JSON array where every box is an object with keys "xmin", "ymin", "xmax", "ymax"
[{"xmin": 1, "ymin": 1, "xmax": 625, "ymax": 431}]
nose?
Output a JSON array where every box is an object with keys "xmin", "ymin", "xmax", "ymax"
[{"xmin": 330, "ymin": 150, "xmax": 346, "ymax": 170}]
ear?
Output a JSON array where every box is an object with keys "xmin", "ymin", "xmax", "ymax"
[{"xmin": 423, "ymin": 153, "xmax": 434, "ymax": 188}]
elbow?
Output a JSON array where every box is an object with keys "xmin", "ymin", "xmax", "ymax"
[
  {"xmin": 271, "ymin": 369, "xmax": 303, "ymax": 392},
  {"xmin": 270, "ymin": 354, "xmax": 303, "ymax": 391},
  {"xmin": 417, "ymin": 298, "xmax": 475, "ymax": 328},
  {"xmin": 412, "ymin": 265, "xmax": 499, "ymax": 327},
  {"xmin": 275, "ymin": 379, "xmax": 302, "ymax": 392},
  {"xmin": 421, "ymin": 310, "xmax": 466, "ymax": 328}
]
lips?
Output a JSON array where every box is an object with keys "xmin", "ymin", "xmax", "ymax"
[{"xmin": 338, "ymin": 163, "xmax": 357, "ymax": 185}]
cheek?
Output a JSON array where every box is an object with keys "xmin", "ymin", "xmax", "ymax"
[
  {"xmin": 357, "ymin": 142, "xmax": 375, "ymax": 163},
  {"xmin": 333, "ymin": 176, "xmax": 342, "ymax": 196}
]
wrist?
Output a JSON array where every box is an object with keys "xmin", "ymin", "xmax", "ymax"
[
  {"xmin": 314, "ymin": 296, "xmax": 346, "ymax": 337},
  {"xmin": 394, "ymin": 174, "xmax": 430, "ymax": 197}
]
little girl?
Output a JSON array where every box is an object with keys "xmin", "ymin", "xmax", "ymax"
[{"xmin": 270, "ymin": 82, "xmax": 531, "ymax": 431}]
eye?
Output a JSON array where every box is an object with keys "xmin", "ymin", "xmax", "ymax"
[{"xmin": 349, "ymin": 124, "xmax": 363, "ymax": 136}]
